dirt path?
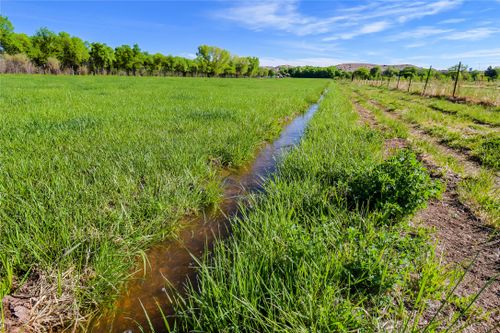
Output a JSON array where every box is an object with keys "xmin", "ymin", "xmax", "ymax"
[
  {"xmin": 366, "ymin": 98, "xmax": 500, "ymax": 189},
  {"xmin": 352, "ymin": 99, "xmax": 500, "ymax": 332}
]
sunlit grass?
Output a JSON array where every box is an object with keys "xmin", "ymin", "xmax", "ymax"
[
  {"xmin": 0, "ymin": 75, "xmax": 328, "ymax": 314},
  {"xmin": 173, "ymin": 83, "xmax": 454, "ymax": 331}
]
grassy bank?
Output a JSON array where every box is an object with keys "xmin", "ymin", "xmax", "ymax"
[
  {"xmin": 0, "ymin": 75, "xmax": 328, "ymax": 324},
  {"xmin": 174, "ymin": 83, "xmax": 451, "ymax": 331}
]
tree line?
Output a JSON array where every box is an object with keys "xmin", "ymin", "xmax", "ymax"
[
  {"xmin": 0, "ymin": 16, "xmax": 270, "ymax": 77},
  {"xmin": 350, "ymin": 64, "xmax": 500, "ymax": 82},
  {"xmin": 278, "ymin": 66, "xmax": 351, "ymax": 79}
]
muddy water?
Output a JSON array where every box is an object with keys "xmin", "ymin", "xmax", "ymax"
[{"xmin": 91, "ymin": 94, "xmax": 324, "ymax": 333}]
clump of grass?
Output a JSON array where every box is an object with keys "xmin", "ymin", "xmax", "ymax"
[
  {"xmin": 458, "ymin": 171, "xmax": 500, "ymax": 229},
  {"xmin": 173, "ymin": 84, "xmax": 448, "ymax": 331}
]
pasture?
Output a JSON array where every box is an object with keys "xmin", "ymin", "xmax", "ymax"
[
  {"xmin": 0, "ymin": 75, "xmax": 327, "ymax": 327},
  {"xmin": 0, "ymin": 76, "xmax": 498, "ymax": 332}
]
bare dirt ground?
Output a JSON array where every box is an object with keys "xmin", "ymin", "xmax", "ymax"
[
  {"xmin": 353, "ymin": 99, "xmax": 500, "ymax": 333},
  {"xmin": 2, "ymin": 268, "xmax": 82, "ymax": 333}
]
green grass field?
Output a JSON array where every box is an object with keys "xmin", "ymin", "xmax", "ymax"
[
  {"xmin": 1, "ymin": 76, "xmax": 497, "ymax": 332},
  {"xmin": 173, "ymin": 83, "xmax": 455, "ymax": 331},
  {"xmin": 0, "ymin": 75, "xmax": 327, "ymax": 317}
]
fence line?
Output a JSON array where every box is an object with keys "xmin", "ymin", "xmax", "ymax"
[{"xmin": 351, "ymin": 66, "xmax": 499, "ymax": 107}]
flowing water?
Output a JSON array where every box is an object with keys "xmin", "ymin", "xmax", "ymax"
[{"xmin": 91, "ymin": 93, "xmax": 324, "ymax": 332}]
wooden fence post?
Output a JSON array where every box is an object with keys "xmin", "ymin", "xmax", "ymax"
[
  {"xmin": 387, "ymin": 77, "xmax": 391, "ymax": 89},
  {"xmin": 407, "ymin": 76, "xmax": 412, "ymax": 92},
  {"xmin": 452, "ymin": 61, "xmax": 461, "ymax": 98},
  {"xmin": 396, "ymin": 74, "xmax": 401, "ymax": 89},
  {"xmin": 422, "ymin": 65, "xmax": 432, "ymax": 96}
]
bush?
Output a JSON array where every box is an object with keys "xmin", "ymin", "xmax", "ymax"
[
  {"xmin": 46, "ymin": 57, "xmax": 61, "ymax": 74},
  {"xmin": 347, "ymin": 149, "xmax": 442, "ymax": 222},
  {"xmin": 0, "ymin": 53, "xmax": 36, "ymax": 73}
]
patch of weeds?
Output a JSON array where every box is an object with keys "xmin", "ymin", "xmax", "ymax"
[{"xmin": 347, "ymin": 149, "xmax": 443, "ymax": 222}]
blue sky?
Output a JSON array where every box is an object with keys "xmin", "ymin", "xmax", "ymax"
[{"xmin": 2, "ymin": 0, "xmax": 499, "ymax": 69}]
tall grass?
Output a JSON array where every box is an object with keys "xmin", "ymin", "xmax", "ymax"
[
  {"xmin": 0, "ymin": 75, "xmax": 328, "ymax": 316},
  {"xmin": 173, "ymin": 83, "xmax": 447, "ymax": 331}
]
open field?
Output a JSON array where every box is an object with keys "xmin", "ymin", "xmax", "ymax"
[
  {"xmin": 0, "ymin": 75, "xmax": 327, "ymax": 330},
  {"xmin": 1, "ymin": 77, "xmax": 499, "ymax": 333}
]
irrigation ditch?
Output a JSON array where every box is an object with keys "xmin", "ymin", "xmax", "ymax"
[{"xmin": 89, "ymin": 91, "xmax": 327, "ymax": 332}]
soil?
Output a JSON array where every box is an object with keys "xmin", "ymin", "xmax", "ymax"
[
  {"xmin": 2, "ymin": 269, "xmax": 82, "ymax": 333},
  {"xmin": 415, "ymin": 172, "xmax": 499, "ymax": 332}
]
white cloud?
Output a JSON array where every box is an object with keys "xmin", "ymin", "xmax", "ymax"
[
  {"xmin": 441, "ymin": 48, "xmax": 500, "ymax": 59},
  {"xmin": 260, "ymin": 56, "xmax": 359, "ymax": 67},
  {"xmin": 361, "ymin": 21, "xmax": 390, "ymax": 34},
  {"xmin": 397, "ymin": 0, "xmax": 463, "ymax": 23},
  {"xmin": 443, "ymin": 27, "xmax": 500, "ymax": 40},
  {"xmin": 388, "ymin": 25, "xmax": 499, "ymax": 42},
  {"xmin": 387, "ymin": 26, "xmax": 453, "ymax": 41},
  {"xmin": 439, "ymin": 18, "xmax": 466, "ymax": 24},
  {"xmin": 216, "ymin": 0, "xmax": 461, "ymax": 39},
  {"xmin": 323, "ymin": 21, "xmax": 390, "ymax": 41},
  {"xmin": 405, "ymin": 42, "xmax": 428, "ymax": 48}
]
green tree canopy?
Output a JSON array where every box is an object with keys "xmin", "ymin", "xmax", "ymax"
[
  {"xmin": 484, "ymin": 66, "xmax": 499, "ymax": 81},
  {"xmin": 30, "ymin": 27, "xmax": 59, "ymax": 67},
  {"xmin": 196, "ymin": 45, "xmax": 231, "ymax": 77},
  {"xmin": 369, "ymin": 66, "xmax": 381, "ymax": 79},
  {"xmin": 56, "ymin": 32, "xmax": 89, "ymax": 71},
  {"xmin": 400, "ymin": 66, "xmax": 417, "ymax": 79},
  {"xmin": 89, "ymin": 42, "xmax": 115, "ymax": 74},
  {"xmin": 382, "ymin": 67, "xmax": 397, "ymax": 78},
  {"xmin": 353, "ymin": 67, "xmax": 370, "ymax": 80}
]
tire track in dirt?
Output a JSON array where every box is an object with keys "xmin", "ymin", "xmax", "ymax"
[{"xmin": 367, "ymin": 98, "xmax": 500, "ymax": 189}]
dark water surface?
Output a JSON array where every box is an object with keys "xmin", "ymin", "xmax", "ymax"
[{"xmin": 91, "ymin": 93, "xmax": 324, "ymax": 333}]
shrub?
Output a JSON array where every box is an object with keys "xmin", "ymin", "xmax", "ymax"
[
  {"xmin": 347, "ymin": 149, "xmax": 442, "ymax": 222},
  {"xmin": 46, "ymin": 57, "xmax": 61, "ymax": 74},
  {"xmin": 0, "ymin": 53, "xmax": 36, "ymax": 73}
]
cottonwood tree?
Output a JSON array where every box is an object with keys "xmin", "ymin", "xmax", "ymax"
[
  {"xmin": 400, "ymin": 66, "xmax": 417, "ymax": 79},
  {"xmin": 2, "ymin": 17, "xmax": 264, "ymax": 77},
  {"xmin": 30, "ymin": 27, "xmax": 59, "ymax": 68},
  {"xmin": 89, "ymin": 42, "xmax": 115, "ymax": 74},
  {"xmin": 247, "ymin": 57, "xmax": 260, "ymax": 77},
  {"xmin": 382, "ymin": 67, "xmax": 397, "ymax": 78},
  {"xmin": 234, "ymin": 56, "xmax": 249, "ymax": 77},
  {"xmin": 0, "ymin": 16, "xmax": 33, "ymax": 55},
  {"xmin": 57, "ymin": 32, "xmax": 89, "ymax": 72},
  {"xmin": 369, "ymin": 66, "xmax": 381, "ymax": 79},
  {"xmin": 353, "ymin": 67, "xmax": 370, "ymax": 80},
  {"xmin": 484, "ymin": 66, "xmax": 498, "ymax": 81},
  {"xmin": 196, "ymin": 45, "xmax": 231, "ymax": 77}
]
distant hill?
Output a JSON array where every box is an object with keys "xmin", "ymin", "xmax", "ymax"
[{"xmin": 335, "ymin": 63, "xmax": 418, "ymax": 72}]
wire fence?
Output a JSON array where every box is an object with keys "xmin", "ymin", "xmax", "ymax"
[{"xmin": 352, "ymin": 64, "xmax": 500, "ymax": 107}]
